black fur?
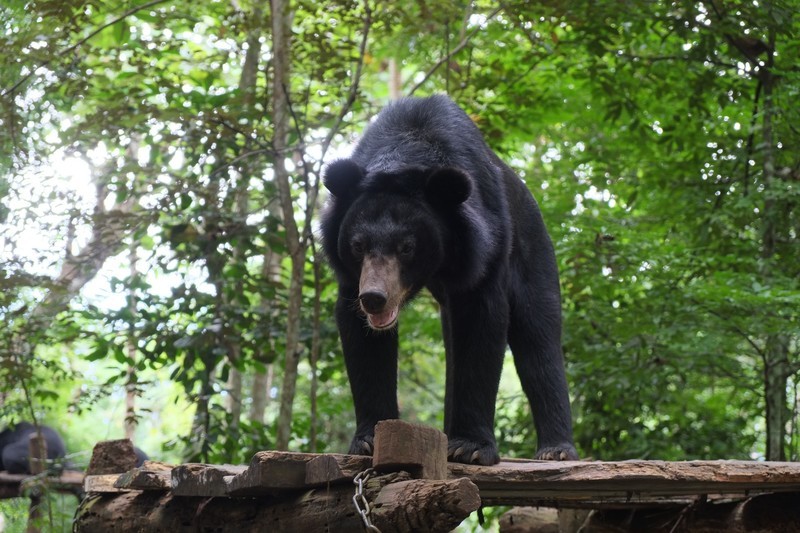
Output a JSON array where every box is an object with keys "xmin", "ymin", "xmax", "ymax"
[
  {"xmin": 320, "ymin": 95, "xmax": 578, "ymax": 465},
  {"xmin": 0, "ymin": 422, "xmax": 68, "ymax": 474}
]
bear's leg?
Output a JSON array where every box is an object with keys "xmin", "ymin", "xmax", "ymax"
[
  {"xmin": 508, "ymin": 281, "xmax": 578, "ymax": 461},
  {"xmin": 441, "ymin": 281, "xmax": 508, "ymax": 466},
  {"xmin": 336, "ymin": 287, "xmax": 399, "ymax": 456}
]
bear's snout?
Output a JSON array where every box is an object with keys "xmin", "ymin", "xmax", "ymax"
[
  {"xmin": 359, "ymin": 290, "xmax": 388, "ymax": 314},
  {"xmin": 358, "ymin": 255, "xmax": 404, "ymax": 330}
]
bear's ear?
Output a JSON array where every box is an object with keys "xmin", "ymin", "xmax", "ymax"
[
  {"xmin": 425, "ymin": 167, "xmax": 472, "ymax": 207},
  {"xmin": 323, "ymin": 159, "xmax": 364, "ymax": 199}
]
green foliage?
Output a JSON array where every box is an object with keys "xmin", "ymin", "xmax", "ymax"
[
  {"xmin": 0, "ymin": 6, "xmax": 798, "ymax": 532},
  {"xmin": 0, "ymin": 491, "xmax": 78, "ymax": 533}
]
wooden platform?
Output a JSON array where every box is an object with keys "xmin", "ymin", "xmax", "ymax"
[
  {"xmin": 76, "ymin": 456, "xmax": 800, "ymax": 532},
  {"xmin": 73, "ymin": 423, "xmax": 800, "ymax": 532},
  {"xmin": 0, "ymin": 470, "xmax": 84, "ymax": 499},
  {"xmin": 79, "ymin": 454, "xmax": 800, "ymax": 504}
]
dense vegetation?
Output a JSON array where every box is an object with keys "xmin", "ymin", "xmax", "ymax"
[{"xmin": 1, "ymin": 0, "xmax": 798, "ymax": 528}]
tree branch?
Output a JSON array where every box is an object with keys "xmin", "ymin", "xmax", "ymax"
[
  {"xmin": 2, "ymin": 0, "xmax": 172, "ymax": 97},
  {"xmin": 409, "ymin": 5, "xmax": 504, "ymax": 96},
  {"xmin": 319, "ymin": 0, "xmax": 372, "ymax": 160},
  {"xmin": 693, "ymin": 299, "xmax": 766, "ymax": 359}
]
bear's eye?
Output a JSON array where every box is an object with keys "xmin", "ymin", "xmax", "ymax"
[
  {"xmin": 398, "ymin": 240, "xmax": 415, "ymax": 257},
  {"xmin": 351, "ymin": 239, "xmax": 365, "ymax": 256}
]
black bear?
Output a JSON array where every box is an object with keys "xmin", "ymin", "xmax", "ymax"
[
  {"xmin": 320, "ymin": 95, "xmax": 577, "ymax": 465},
  {"xmin": 0, "ymin": 421, "xmax": 68, "ymax": 474},
  {"xmin": 134, "ymin": 446, "xmax": 149, "ymax": 467}
]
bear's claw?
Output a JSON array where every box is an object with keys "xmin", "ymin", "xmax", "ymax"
[
  {"xmin": 349, "ymin": 434, "xmax": 374, "ymax": 456},
  {"xmin": 447, "ymin": 437, "xmax": 499, "ymax": 466},
  {"xmin": 535, "ymin": 444, "xmax": 579, "ymax": 461}
]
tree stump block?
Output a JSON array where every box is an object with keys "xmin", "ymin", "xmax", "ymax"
[
  {"xmin": 86, "ymin": 439, "xmax": 137, "ymax": 475},
  {"xmin": 372, "ymin": 419, "xmax": 448, "ymax": 480}
]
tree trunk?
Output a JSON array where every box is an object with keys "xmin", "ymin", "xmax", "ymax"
[
  {"xmin": 388, "ymin": 58, "xmax": 401, "ymax": 99},
  {"xmin": 757, "ymin": 37, "xmax": 789, "ymax": 462},
  {"xmin": 250, "ymin": 363, "xmax": 273, "ymax": 424},
  {"xmin": 223, "ymin": 179, "xmax": 250, "ymax": 432},
  {"xmin": 764, "ymin": 336, "xmax": 790, "ymax": 461},
  {"xmin": 270, "ymin": 0, "xmax": 302, "ymax": 452},
  {"xmin": 268, "ymin": 0, "xmax": 369, "ymax": 449},
  {"xmin": 124, "ymin": 242, "xmax": 138, "ymax": 442},
  {"xmin": 225, "ymin": 2, "xmax": 265, "ymax": 430},
  {"xmin": 250, "ymin": 202, "xmax": 282, "ymax": 424},
  {"xmin": 309, "ymin": 249, "xmax": 322, "ymax": 451}
]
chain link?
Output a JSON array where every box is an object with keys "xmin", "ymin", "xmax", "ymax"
[{"xmin": 352, "ymin": 468, "xmax": 381, "ymax": 532}]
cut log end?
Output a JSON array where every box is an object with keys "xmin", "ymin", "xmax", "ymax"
[{"xmin": 373, "ymin": 477, "xmax": 481, "ymax": 532}]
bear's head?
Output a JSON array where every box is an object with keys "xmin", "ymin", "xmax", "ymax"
[{"xmin": 323, "ymin": 159, "xmax": 472, "ymax": 330}]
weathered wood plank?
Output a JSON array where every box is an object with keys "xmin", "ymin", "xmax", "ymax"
[
  {"xmin": 114, "ymin": 462, "xmax": 173, "ymax": 491},
  {"xmin": 172, "ymin": 463, "xmax": 247, "ymax": 496},
  {"xmin": 449, "ymin": 459, "xmax": 800, "ymax": 506},
  {"xmin": 226, "ymin": 451, "xmax": 318, "ymax": 496},
  {"xmin": 304, "ymin": 453, "xmax": 371, "ymax": 486},
  {"xmin": 84, "ymin": 474, "xmax": 125, "ymax": 493}
]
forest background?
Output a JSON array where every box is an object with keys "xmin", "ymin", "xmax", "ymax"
[{"xmin": 1, "ymin": 0, "xmax": 798, "ymax": 530}]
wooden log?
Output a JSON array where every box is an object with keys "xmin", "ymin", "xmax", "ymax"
[
  {"xmin": 86, "ymin": 439, "xmax": 137, "ymax": 475},
  {"xmin": 73, "ymin": 486, "xmax": 800, "ymax": 532},
  {"xmin": 172, "ymin": 463, "xmax": 247, "ymax": 496},
  {"xmin": 577, "ymin": 492, "xmax": 800, "ymax": 532},
  {"xmin": 76, "ymin": 471, "xmax": 475, "ymax": 532},
  {"xmin": 226, "ymin": 451, "xmax": 317, "ymax": 496},
  {"xmin": 372, "ymin": 419, "xmax": 448, "ymax": 479},
  {"xmin": 76, "ymin": 485, "xmax": 368, "ymax": 532},
  {"xmin": 372, "ymin": 477, "xmax": 481, "ymax": 532},
  {"xmin": 304, "ymin": 453, "xmax": 371, "ymax": 486}
]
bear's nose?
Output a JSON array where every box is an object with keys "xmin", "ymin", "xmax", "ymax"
[{"xmin": 359, "ymin": 291, "xmax": 387, "ymax": 314}]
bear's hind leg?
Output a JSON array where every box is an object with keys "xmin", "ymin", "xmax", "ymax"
[{"xmin": 508, "ymin": 285, "xmax": 578, "ymax": 461}]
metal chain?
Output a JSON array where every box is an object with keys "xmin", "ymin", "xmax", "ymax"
[{"xmin": 352, "ymin": 467, "xmax": 381, "ymax": 532}]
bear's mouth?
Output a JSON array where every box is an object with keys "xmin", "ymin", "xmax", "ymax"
[{"xmin": 365, "ymin": 306, "xmax": 399, "ymax": 330}]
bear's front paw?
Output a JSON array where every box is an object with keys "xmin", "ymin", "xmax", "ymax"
[
  {"xmin": 447, "ymin": 437, "xmax": 500, "ymax": 466},
  {"xmin": 348, "ymin": 434, "xmax": 375, "ymax": 456},
  {"xmin": 535, "ymin": 444, "xmax": 579, "ymax": 461}
]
